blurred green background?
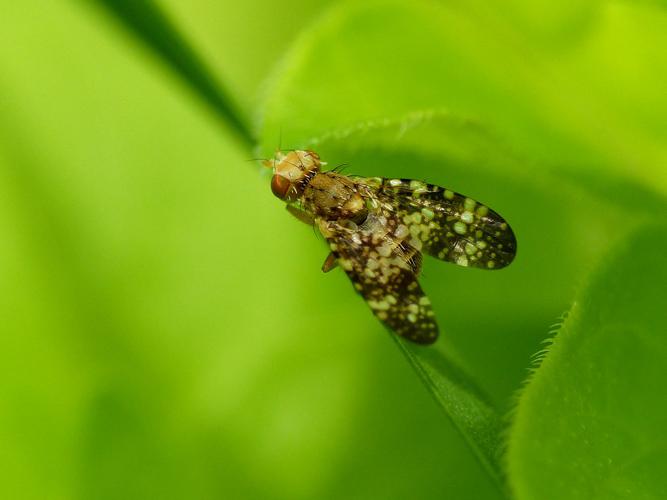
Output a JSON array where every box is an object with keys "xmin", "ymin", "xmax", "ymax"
[{"xmin": 1, "ymin": 1, "xmax": 665, "ymax": 499}]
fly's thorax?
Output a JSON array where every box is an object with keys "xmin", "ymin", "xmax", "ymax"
[
  {"xmin": 303, "ymin": 172, "xmax": 368, "ymax": 223},
  {"xmin": 265, "ymin": 150, "xmax": 321, "ymax": 202}
]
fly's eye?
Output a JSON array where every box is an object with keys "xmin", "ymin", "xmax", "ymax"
[{"xmin": 271, "ymin": 174, "xmax": 291, "ymax": 200}]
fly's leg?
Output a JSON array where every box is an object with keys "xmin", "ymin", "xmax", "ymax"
[
  {"xmin": 286, "ymin": 205, "xmax": 337, "ymax": 272},
  {"xmin": 321, "ymin": 252, "xmax": 338, "ymax": 273}
]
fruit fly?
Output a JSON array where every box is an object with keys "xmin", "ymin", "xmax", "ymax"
[{"xmin": 265, "ymin": 150, "xmax": 516, "ymax": 344}]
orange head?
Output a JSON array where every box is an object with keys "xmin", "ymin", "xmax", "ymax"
[{"xmin": 263, "ymin": 150, "xmax": 322, "ymax": 201}]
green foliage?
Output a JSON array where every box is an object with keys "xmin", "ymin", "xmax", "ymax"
[
  {"xmin": 96, "ymin": 0, "xmax": 254, "ymax": 147},
  {"xmin": 0, "ymin": 0, "xmax": 665, "ymax": 499},
  {"xmin": 259, "ymin": 0, "xmax": 667, "ymax": 193},
  {"xmin": 508, "ymin": 225, "xmax": 667, "ymax": 499}
]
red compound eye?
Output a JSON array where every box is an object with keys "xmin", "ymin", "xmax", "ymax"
[{"xmin": 271, "ymin": 174, "xmax": 291, "ymax": 200}]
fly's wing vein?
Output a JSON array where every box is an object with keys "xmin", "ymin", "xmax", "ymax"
[{"xmin": 318, "ymin": 216, "xmax": 438, "ymax": 344}]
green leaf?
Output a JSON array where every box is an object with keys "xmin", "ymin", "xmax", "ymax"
[
  {"xmin": 157, "ymin": 0, "xmax": 337, "ymax": 110},
  {"xmin": 283, "ymin": 110, "xmax": 637, "ymax": 393},
  {"xmin": 395, "ymin": 338, "xmax": 507, "ymax": 494},
  {"xmin": 256, "ymin": 7, "xmax": 666, "ymax": 489},
  {"xmin": 258, "ymin": 106, "xmax": 643, "ymax": 495},
  {"xmin": 260, "ymin": 0, "xmax": 667, "ymax": 195},
  {"xmin": 507, "ymin": 224, "xmax": 667, "ymax": 499},
  {"xmin": 92, "ymin": 0, "xmax": 255, "ymax": 147}
]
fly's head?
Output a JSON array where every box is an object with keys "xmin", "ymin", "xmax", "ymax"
[{"xmin": 264, "ymin": 150, "xmax": 322, "ymax": 202}]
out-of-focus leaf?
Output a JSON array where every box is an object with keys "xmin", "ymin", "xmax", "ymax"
[
  {"xmin": 507, "ymin": 224, "xmax": 667, "ymax": 499},
  {"xmin": 158, "ymin": 0, "xmax": 337, "ymax": 109},
  {"xmin": 91, "ymin": 0, "xmax": 255, "ymax": 147},
  {"xmin": 259, "ymin": 0, "xmax": 667, "ymax": 195}
]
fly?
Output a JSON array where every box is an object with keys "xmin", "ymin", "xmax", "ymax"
[{"xmin": 265, "ymin": 150, "xmax": 516, "ymax": 344}]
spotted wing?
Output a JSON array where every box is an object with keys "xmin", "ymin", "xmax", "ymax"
[
  {"xmin": 318, "ymin": 215, "xmax": 438, "ymax": 344},
  {"xmin": 359, "ymin": 177, "xmax": 516, "ymax": 270}
]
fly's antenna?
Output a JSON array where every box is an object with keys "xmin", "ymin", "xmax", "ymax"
[{"xmin": 249, "ymin": 156, "xmax": 273, "ymax": 173}]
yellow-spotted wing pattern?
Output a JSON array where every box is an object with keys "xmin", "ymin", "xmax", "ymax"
[
  {"xmin": 318, "ymin": 213, "xmax": 438, "ymax": 344},
  {"xmin": 372, "ymin": 177, "xmax": 516, "ymax": 270}
]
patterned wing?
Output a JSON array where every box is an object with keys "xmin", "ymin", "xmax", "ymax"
[
  {"xmin": 359, "ymin": 177, "xmax": 516, "ymax": 270},
  {"xmin": 318, "ymin": 215, "xmax": 438, "ymax": 344}
]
